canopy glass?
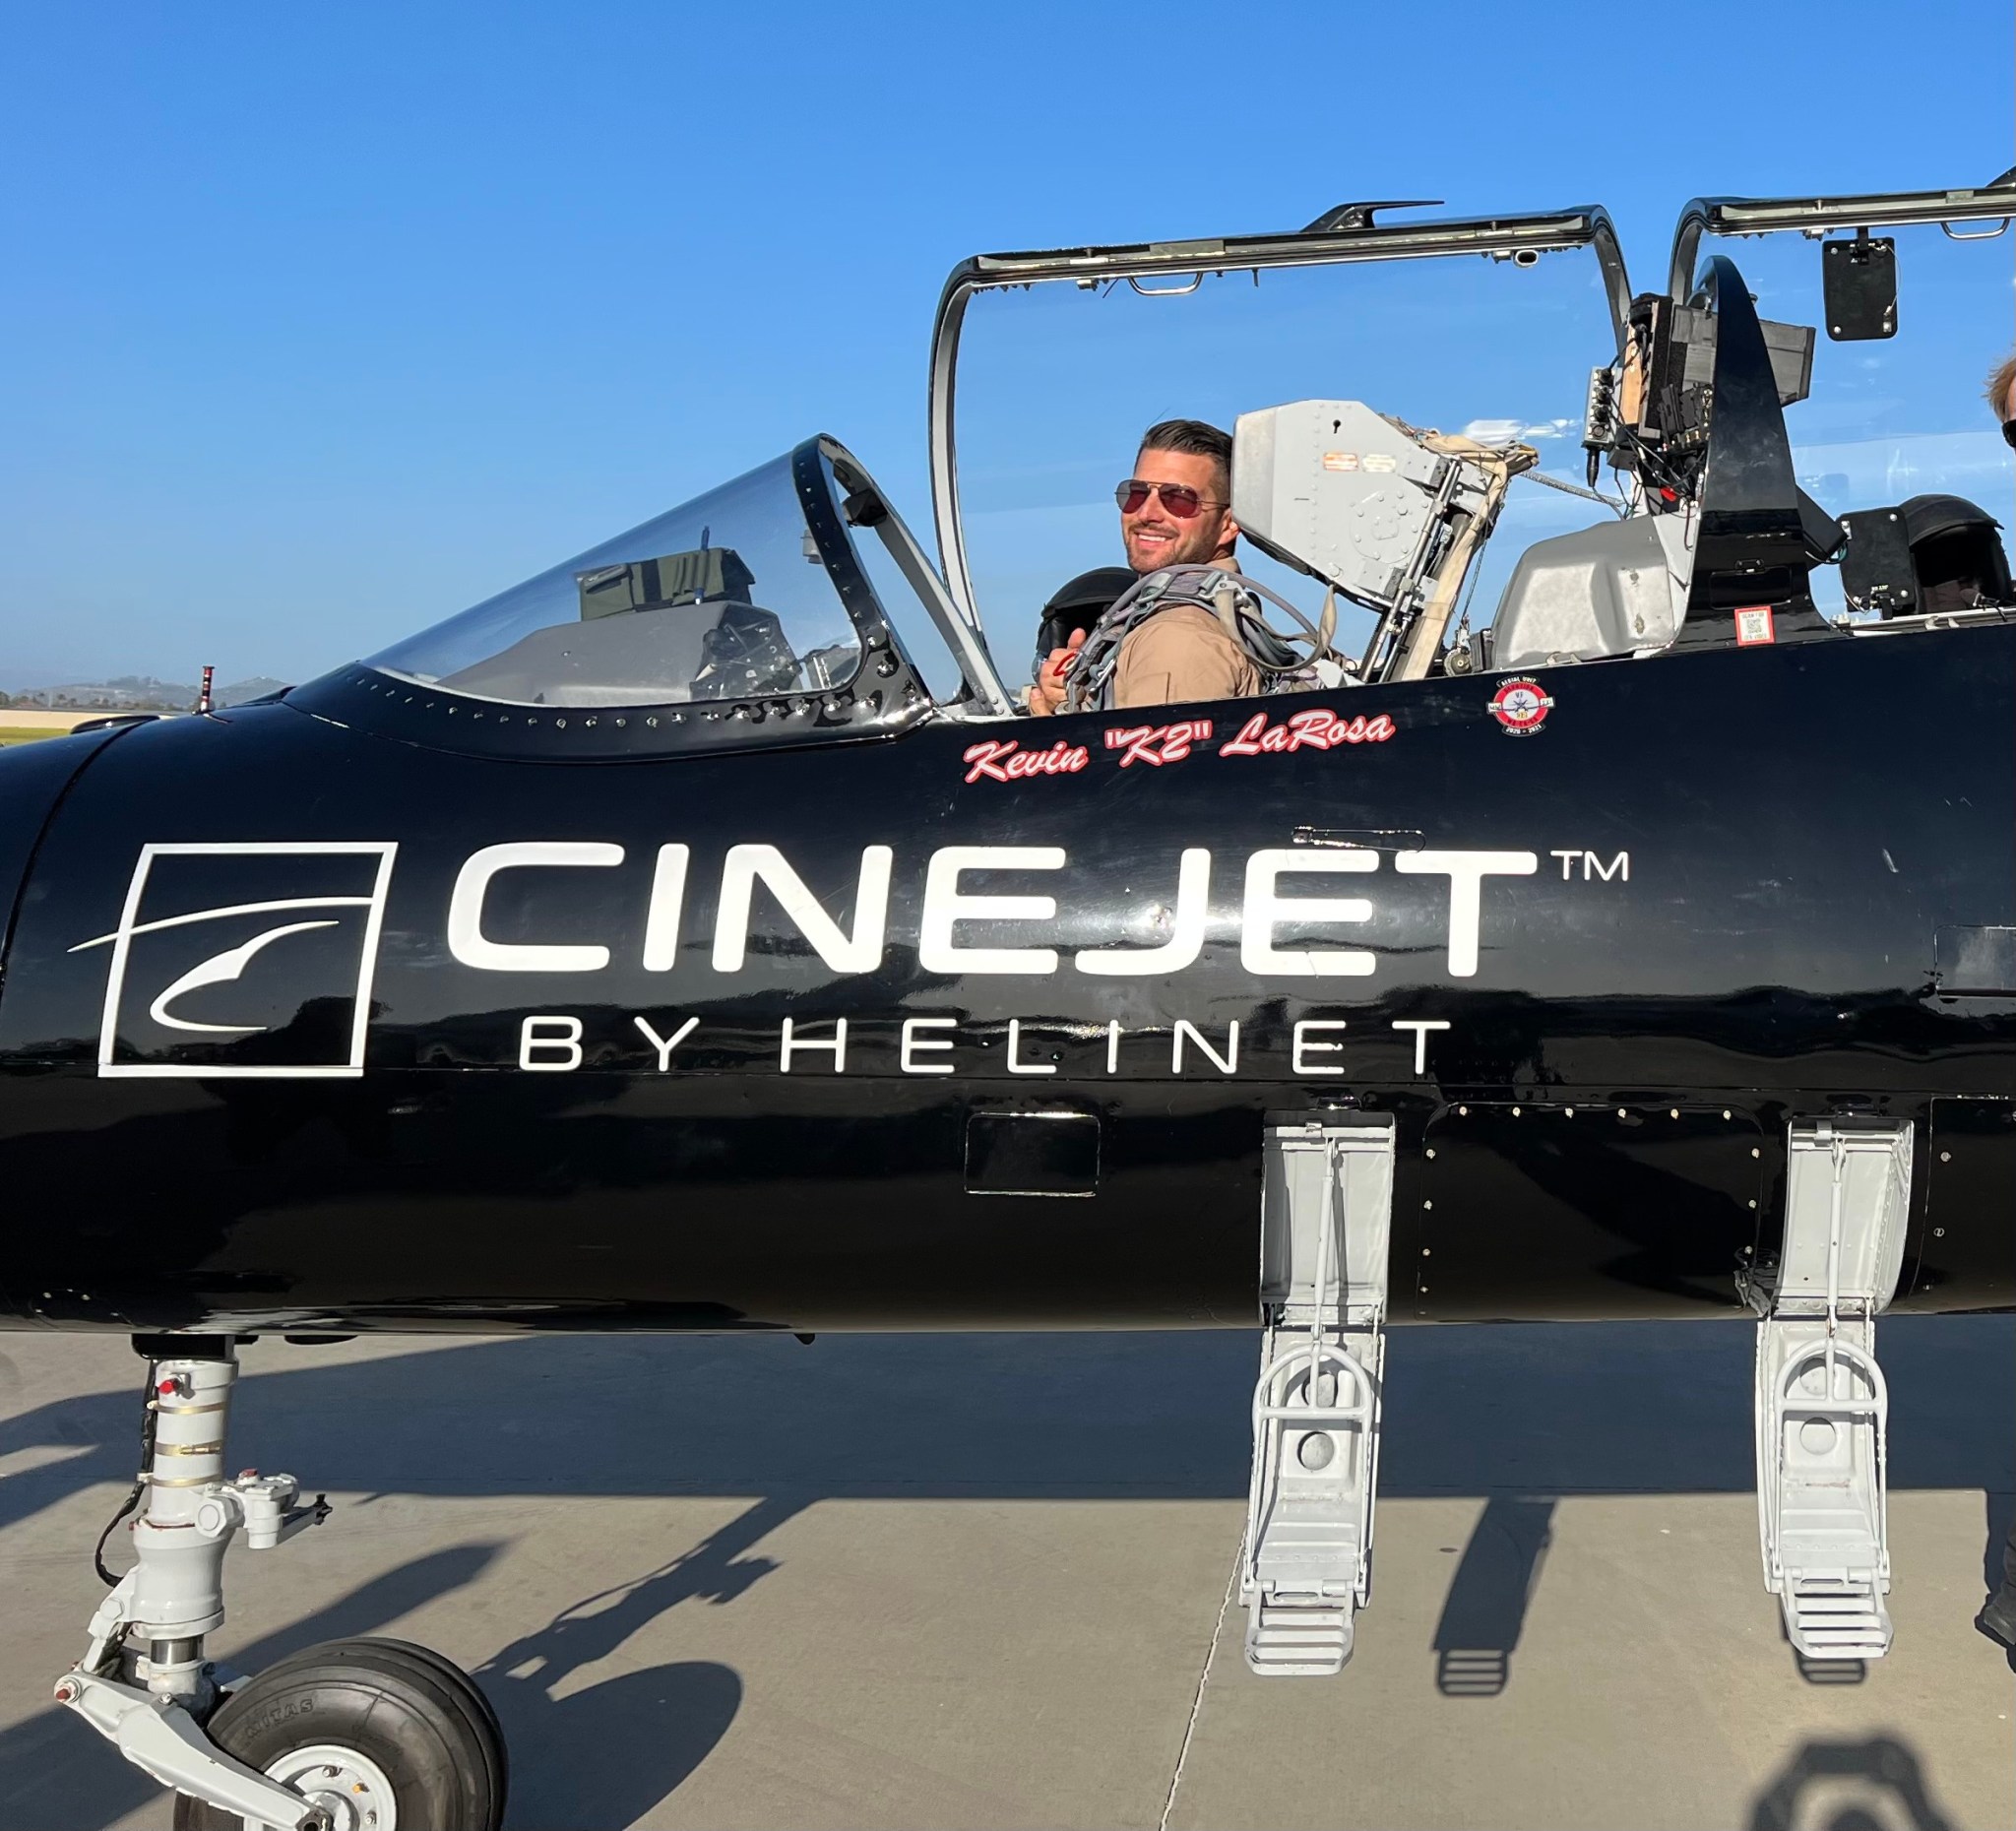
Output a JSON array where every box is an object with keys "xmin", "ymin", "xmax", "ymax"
[
  {"xmin": 933, "ymin": 212, "xmax": 1630, "ymax": 676},
  {"xmin": 368, "ymin": 453, "xmax": 867, "ymax": 708}
]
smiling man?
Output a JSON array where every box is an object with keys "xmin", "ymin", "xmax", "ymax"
[{"xmin": 1028, "ymin": 419, "xmax": 1258, "ymax": 715}]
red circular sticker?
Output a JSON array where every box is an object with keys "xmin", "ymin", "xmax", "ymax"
[{"xmin": 1487, "ymin": 677, "xmax": 1553, "ymax": 736}]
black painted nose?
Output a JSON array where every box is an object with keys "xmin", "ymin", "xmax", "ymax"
[{"xmin": 0, "ymin": 727, "xmax": 129, "ymax": 998}]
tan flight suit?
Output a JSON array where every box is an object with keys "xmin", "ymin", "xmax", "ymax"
[{"xmin": 1109, "ymin": 601, "xmax": 1260, "ymax": 708}]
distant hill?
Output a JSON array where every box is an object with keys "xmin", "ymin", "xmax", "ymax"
[
  {"xmin": 214, "ymin": 675, "xmax": 290, "ymax": 707},
  {"xmin": 3, "ymin": 672, "xmax": 293, "ymax": 712},
  {"xmin": 8, "ymin": 676, "xmax": 198, "ymax": 711}
]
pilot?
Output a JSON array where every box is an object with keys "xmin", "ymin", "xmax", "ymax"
[{"xmin": 1026, "ymin": 419, "xmax": 1258, "ymax": 715}]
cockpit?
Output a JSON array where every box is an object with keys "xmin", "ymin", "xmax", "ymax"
[
  {"xmin": 293, "ymin": 176, "xmax": 2016, "ymax": 758},
  {"xmin": 298, "ymin": 438, "xmax": 1015, "ymax": 759},
  {"xmin": 369, "ymin": 451, "xmax": 871, "ymax": 710}
]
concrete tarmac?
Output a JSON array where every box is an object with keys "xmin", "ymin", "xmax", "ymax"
[{"xmin": 0, "ymin": 1318, "xmax": 2008, "ymax": 1830}]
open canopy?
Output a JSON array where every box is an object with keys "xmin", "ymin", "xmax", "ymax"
[{"xmin": 927, "ymin": 204, "xmax": 1633, "ymax": 672}]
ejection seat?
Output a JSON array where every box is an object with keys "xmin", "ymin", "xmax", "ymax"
[{"xmin": 1488, "ymin": 516, "xmax": 1693, "ymax": 671}]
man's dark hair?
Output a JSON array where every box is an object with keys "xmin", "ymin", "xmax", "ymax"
[{"xmin": 1139, "ymin": 418, "xmax": 1233, "ymax": 485}]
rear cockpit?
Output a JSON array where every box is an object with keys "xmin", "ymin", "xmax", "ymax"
[{"xmin": 1655, "ymin": 178, "xmax": 2016, "ymax": 645}]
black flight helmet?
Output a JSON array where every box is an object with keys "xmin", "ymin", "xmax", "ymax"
[
  {"xmin": 1035, "ymin": 567, "xmax": 1137, "ymax": 677},
  {"xmin": 1900, "ymin": 494, "xmax": 2013, "ymax": 612}
]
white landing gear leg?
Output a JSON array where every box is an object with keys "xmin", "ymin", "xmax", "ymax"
[
  {"xmin": 55, "ymin": 1336, "xmax": 336, "ymax": 1830},
  {"xmin": 1754, "ymin": 1120, "xmax": 1912, "ymax": 1661},
  {"xmin": 1240, "ymin": 1116, "xmax": 1396, "ymax": 1675}
]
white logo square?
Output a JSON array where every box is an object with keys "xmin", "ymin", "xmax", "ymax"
[{"xmin": 73, "ymin": 843, "xmax": 399, "ymax": 1079}]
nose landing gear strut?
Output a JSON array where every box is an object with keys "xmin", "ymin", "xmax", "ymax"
[{"xmin": 56, "ymin": 1337, "xmax": 505, "ymax": 1830}]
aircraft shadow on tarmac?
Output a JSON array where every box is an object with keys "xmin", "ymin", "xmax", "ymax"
[
  {"xmin": 1430, "ymin": 1493, "xmax": 1555, "ymax": 1697},
  {"xmin": 1748, "ymin": 1734, "xmax": 1958, "ymax": 1831},
  {"xmin": 2, "ymin": 1318, "xmax": 2009, "ymax": 1518},
  {"xmin": 0, "ymin": 1318, "xmax": 2007, "ymax": 1828}
]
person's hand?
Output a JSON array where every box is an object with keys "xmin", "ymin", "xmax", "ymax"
[{"xmin": 1028, "ymin": 627, "xmax": 1086, "ymax": 717}]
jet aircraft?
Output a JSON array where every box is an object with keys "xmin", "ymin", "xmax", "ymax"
[{"xmin": 3, "ymin": 175, "xmax": 2013, "ymax": 1829}]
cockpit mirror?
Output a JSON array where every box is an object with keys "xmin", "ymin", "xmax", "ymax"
[
  {"xmin": 830, "ymin": 458, "xmax": 892, "ymax": 531},
  {"xmin": 1822, "ymin": 233, "xmax": 1898, "ymax": 341},
  {"xmin": 576, "ymin": 549, "xmax": 755, "ymax": 620}
]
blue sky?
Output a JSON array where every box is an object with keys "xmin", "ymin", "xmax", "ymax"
[{"xmin": 1, "ymin": 1, "xmax": 2010, "ymax": 689}]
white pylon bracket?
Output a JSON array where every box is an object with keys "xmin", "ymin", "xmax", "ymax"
[
  {"xmin": 1241, "ymin": 1117, "xmax": 1395, "ymax": 1675},
  {"xmin": 1754, "ymin": 1119, "xmax": 1912, "ymax": 1661}
]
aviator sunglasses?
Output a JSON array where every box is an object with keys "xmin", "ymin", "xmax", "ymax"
[
  {"xmin": 1114, "ymin": 478, "xmax": 1226, "ymax": 519},
  {"xmin": 2003, "ymin": 419, "xmax": 2016, "ymax": 450}
]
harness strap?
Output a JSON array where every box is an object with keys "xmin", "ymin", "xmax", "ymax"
[{"xmin": 1061, "ymin": 565, "xmax": 1348, "ymax": 713}]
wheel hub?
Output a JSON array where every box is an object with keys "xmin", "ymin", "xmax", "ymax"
[{"xmin": 262, "ymin": 1743, "xmax": 398, "ymax": 1831}]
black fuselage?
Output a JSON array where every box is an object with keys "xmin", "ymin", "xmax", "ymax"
[{"xmin": 2, "ymin": 620, "xmax": 2011, "ymax": 1334}]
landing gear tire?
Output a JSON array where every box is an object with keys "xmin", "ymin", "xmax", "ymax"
[
  {"xmin": 171, "ymin": 1638, "xmax": 505, "ymax": 1831},
  {"xmin": 322, "ymin": 1638, "xmax": 507, "ymax": 1802},
  {"xmin": 266, "ymin": 1637, "xmax": 508, "ymax": 1816}
]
